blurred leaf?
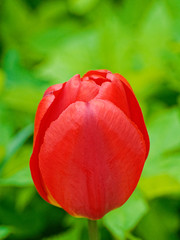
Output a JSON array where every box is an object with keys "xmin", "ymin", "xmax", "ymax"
[
  {"xmin": 67, "ymin": 0, "xmax": 99, "ymax": 15},
  {"xmin": 0, "ymin": 226, "xmax": 11, "ymax": 239},
  {"xmin": 0, "ymin": 125, "xmax": 33, "ymax": 188},
  {"xmin": 0, "ymin": 167, "xmax": 33, "ymax": 187},
  {"xmin": 103, "ymin": 190, "xmax": 148, "ymax": 240},
  {"xmin": 2, "ymin": 146, "xmax": 32, "ymax": 181},
  {"xmin": 139, "ymin": 175, "xmax": 180, "ymax": 198},
  {"xmin": 0, "ymin": 110, "xmax": 13, "ymax": 153},
  {"xmin": 38, "ymin": 29, "xmax": 99, "ymax": 81},
  {"xmin": 1, "ymin": 87, "xmax": 43, "ymax": 113},
  {"xmin": 0, "ymin": 124, "xmax": 33, "ymax": 173},
  {"xmin": 1, "ymin": 0, "xmax": 34, "ymax": 45},
  {"xmin": 3, "ymin": 50, "xmax": 45, "ymax": 87},
  {"xmin": 126, "ymin": 233, "xmax": 142, "ymax": 240},
  {"xmin": 140, "ymin": 107, "xmax": 180, "ymax": 198},
  {"xmin": 30, "ymin": 23, "xmax": 80, "ymax": 54},
  {"xmin": 148, "ymin": 108, "xmax": 180, "ymax": 159},
  {"xmin": 134, "ymin": 198, "xmax": 180, "ymax": 240},
  {"xmin": 37, "ymin": 1, "xmax": 67, "ymax": 22},
  {"xmin": 15, "ymin": 187, "xmax": 35, "ymax": 211},
  {"xmin": 0, "ymin": 190, "xmax": 66, "ymax": 239},
  {"xmin": 0, "ymin": 146, "xmax": 5, "ymax": 163},
  {"xmin": 0, "ymin": 69, "xmax": 5, "ymax": 93},
  {"xmin": 143, "ymin": 107, "xmax": 180, "ymax": 174},
  {"xmin": 43, "ymin": 218, "xmax": 84, "ymax": 240},
  {"xmin": 165, "ymin": 0, "xmax": 180, "ymax": 20},
  {"xmin": 43, "ymin": 228, "xmax": 79, "ymax": 240}
]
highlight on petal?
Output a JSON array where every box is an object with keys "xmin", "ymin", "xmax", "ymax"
[{"xmin": 38, "ymin": 99, "xmax": 146, "ymax": 220}]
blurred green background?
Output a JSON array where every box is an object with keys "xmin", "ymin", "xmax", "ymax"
[{"xmin": 0, "ymin": 0, "xmax": 180, "ymax": 239}]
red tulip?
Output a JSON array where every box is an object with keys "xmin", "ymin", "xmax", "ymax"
[{"xmin": 30, "ymin": 70, "xmax": 149, "ymax": 220}]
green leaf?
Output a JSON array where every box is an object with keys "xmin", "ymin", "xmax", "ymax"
[
  {"xmin": 146, "ymin": 108, "xmax": 180, "ymax": 161},
  {"xmin": 43, "ymin": 218, "xmax": 84, "ymax": 240},
  {"xmin": 139, "ymin": 175, "xmax": 180, "ymax": 198},
  {"xmin": 0, "ymin": 124, "xmax": 33, "ymax": 187},
  {"xmin": 2, "ymin": 86, "xmax": 43, "ymax": 113},
  {"xmin": 134, "ymin": 198, "xmax": 180, "ymax": 240},
  {"xmin": 15, "ymin": 188, "xmax": 35, "ymax": 211},
  {"xmin": 0, "ymin": 124, "xmax": 33, "ymax": 173},
  {"xmin": 103, "ymin": 190, "xmax": 148, "ymax": 240},
  {"xmin": 0, "ymin": 226, "xmax": 11, "ymax": 239},
  {"xmin": 67, "ymin": 0, "xmax": 99, "ymax": 15},
  {"xmin": 0, "ymin": 167, "xmax": 33, "ymax": 187},
  {"xmin": 0, "ymin": 69, "xmax": 5, "ymax": 93},
  {"xmin": 143, "ymin": 107, "xmax": 180, "ymax": 176},
  {"xmin": 37, "ymin": 29, "xmax": 99, "ymax": 82},
  {"xmin": 140, "ymin": 107, "xmax": 180, "ymax": 198}
]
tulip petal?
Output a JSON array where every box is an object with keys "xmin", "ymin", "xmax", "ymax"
[
  {"xmin": 34, "ymin": 84, "xmax": 63, "ymax": 143},
  {"xmin": 77, "ymin": 81, "xmax": 100, "ymax": 102},
  {"xmin": 96, "ymin": 81, "xmax": 130, "ymax": 118},
  {"xmin": 83, "ymin": 69, "xmax": 110, "ymax": 79},
  {"xmin": 107, "ymin": 73, "xmax": 150, "ymax": 157},
  {"xmin": 113, "ymin": 73, "xmax": 133, "ymax": 89},
  {"xmin": 43, "ymin": 83, "xmax": 63, "ymax": 96},
  {"xmin": 30, "ymin": 74, "xmax": 81, "ymax": 204},
  {"xmin": 82, "ymin": 70, "xmax": 112, "ymax": 86},
  {"xmin": 39, "ymin": 99, "xmax": 146, "ymax": 219}
]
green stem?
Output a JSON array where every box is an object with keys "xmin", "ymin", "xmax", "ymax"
[{"xmin": 88, "ymin": 220, "xmax": 99, "ymax": 240}]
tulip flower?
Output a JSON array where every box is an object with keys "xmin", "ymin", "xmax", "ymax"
[{"xmin": 30, "ymin": 70, "xmax": 149, "ymax": 222}]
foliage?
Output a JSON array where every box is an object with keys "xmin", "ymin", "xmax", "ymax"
[{"xmin": 0, "ymin": 0, "xmax": 179, "ymax": 239}]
